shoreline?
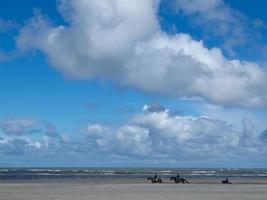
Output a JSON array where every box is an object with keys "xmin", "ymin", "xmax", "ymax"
[
  {"xmin": 0, "ymin": 177, "xmax": 267, "ymax": 185},
  {"xmin": 0, "ymin": 181, "xmax": 267, "ymax": 200}
]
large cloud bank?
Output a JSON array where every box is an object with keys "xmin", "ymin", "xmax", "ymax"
[
  {"xmin": 16, "ymin": 0, "xmax": 267, "ymax": 108},
  {"xmin": 78, "ymin": 105, "xmax": 267, "ymax": 163},
  {"xmin": 1, "ymin": 105, "xmax": 266, "ymax": 166}
]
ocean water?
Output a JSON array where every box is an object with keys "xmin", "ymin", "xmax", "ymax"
[{"xmin": 0, "ymin": 168, "xmax": 266, "ymax": 180}]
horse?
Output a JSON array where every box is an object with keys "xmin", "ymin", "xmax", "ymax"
[
  {"xmin": 222, "ymin": 179, "xmax": 232, "ymax": 184},
  {"xmin": 170, "ymin": 177, "xmax": 189, "ymax": 184},
  {"xmin": 147, "ymin": 176, "xmax": 162, "ymax": 183},
  {"xmin": 221, "ymin": 177, "xmax": 232, "ymax": 184}
]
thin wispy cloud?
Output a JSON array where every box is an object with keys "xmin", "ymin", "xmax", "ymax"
[
  {"xmin": 168, "ymin": 0, "xmax": 267, "ymax": 57},
  {"xmin": 0, "ymin": 18, "xmax": 18, "ymax": 32}
]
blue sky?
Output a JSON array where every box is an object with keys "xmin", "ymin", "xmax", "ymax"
[{"xmin": 0, "ymin": 0, "xmax": 267, "ymax": 167}]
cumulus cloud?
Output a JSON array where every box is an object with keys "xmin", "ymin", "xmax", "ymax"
[
  {"xmin": 0, "ymin": 117, "xmax": 61, "ymax": 138},
  {"xmin": 16, "ymin": 0, "xmax": 267, "ymax": 108},
  {"xmin": 17, "ymin": 0, "xmax": 159, "ymax": 79},
  {"xmin": 0, "ymin": 117, "xmax": 43, "ymax": 136},
  {"xmin": 0, "ymin": 117, "xmax": 66, "ymax": 158},
  {"xmin": 0, "ymin": 105, "xmax": 266, "ymax": 165},
  {"xmin": 75, "ymin": 104, "xmax": 266, "ymax": 163},
  {"xmin": 78, "ymin": 123, "xmax": 150, "ymax": 156}
]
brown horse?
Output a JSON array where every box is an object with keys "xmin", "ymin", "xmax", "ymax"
[
  {"xmin": 147, "ymin": 177, "xmax": 163, "ymax": 183},
  {"xmin": 170, "ymin": 177, "xmax": 189, "ymax": 184},
  {"xmin": 222, "ymin": 178, "xmax": 232, "ymax": 184}
]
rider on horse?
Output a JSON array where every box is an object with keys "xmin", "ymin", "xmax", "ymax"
[
  {"xmin": 154, "ymin": 173, "xmax": 158, "ymax": 181},
  {"xmin": 177, "ymin": 173, "xmax": 180, "ymax": 180}
]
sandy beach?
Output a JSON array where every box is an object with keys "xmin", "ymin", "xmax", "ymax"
[{"xmin": 0, "ymin": 179, "xmax": 267, "ymax": 200}]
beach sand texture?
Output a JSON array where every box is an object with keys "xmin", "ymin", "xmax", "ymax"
[{"xmin": 0, "ymin": 182, "xmax": 267, "ymax": 200}]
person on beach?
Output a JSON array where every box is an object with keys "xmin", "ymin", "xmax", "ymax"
[
  {"xmin": 222, "ymin": 177, "xmax": 231, "ymax": 184},
  {"xmin": 177, "ymin": 173, "xmax": 180, "ymax": 180},
  {"xmin": 225, "ymin": 177, "xmax": 229, "ymax": 183},
  {"xmin": 154, "ymin": 173, "xmax": 158, "ymax": 181}
]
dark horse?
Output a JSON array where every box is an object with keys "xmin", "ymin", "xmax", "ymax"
[
  {"xmin": 170, "ymin": 176, "xmax": 189, "ymax": 184},
  {"xmin": 147, "ymin": 177, "xmax": 162, "ymax": 183},
  {"xmin": 222, "ymin": 177, "xmax": 232, "ymax": 184}
]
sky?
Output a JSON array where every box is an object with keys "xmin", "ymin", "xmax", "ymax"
[{"xmin": 0, "ymin": 0, "xmax": 267, "ymax": 167}]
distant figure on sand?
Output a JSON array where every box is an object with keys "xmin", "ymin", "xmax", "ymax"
[
  {"xmin": 170, "ymin": 174, "xmax": 189, "ymax": 184},
  {"xmin": 154, "ymin": 173, "xmax": 158, "ymax": 180},
  {"xmin": 222, "ymin": 177, "xmax": 232, "ymax": 184},
  {"xmin": 147, "ymin": 173, "xmax": 162, "ymax": 183}
]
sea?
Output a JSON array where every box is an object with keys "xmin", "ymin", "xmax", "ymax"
[{"xmin": 0, "ymin": 168, "xmax": 266, "ymax": 180}]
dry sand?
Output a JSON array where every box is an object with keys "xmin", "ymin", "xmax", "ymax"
[{"xmin": 0, "ymin": 180, "xmax": 267, "ymax": 200}]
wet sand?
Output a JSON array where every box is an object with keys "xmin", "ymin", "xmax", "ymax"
[{"xmin": 0, "ymin": 179, "xmax": 267, "ymax": 200}]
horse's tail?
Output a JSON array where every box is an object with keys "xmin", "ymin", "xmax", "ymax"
[{"xmin": 182, "ymin": 178, "xmax": 189, "ymax": 183}]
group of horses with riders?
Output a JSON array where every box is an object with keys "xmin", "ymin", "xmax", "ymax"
[
  {"xmin": 147, "ymin": 173, "xmax": 189, "ymax": 184},
  {"xmin": 147, "ymin": 173, "xmax": 231, "ymax": 184}
]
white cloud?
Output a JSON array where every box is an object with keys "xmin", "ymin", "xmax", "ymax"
[
  {"xmin": 16, "ymin": 0, "xmax": 267, "ymax": 108},
  {"xmin": 0, "ymin": 105, "xmax": 266, "ymax": 165},
  {"xmin": 0, "ymin": 117, "xmax": 65, "ymax": 157},
  {"xmin": 0, "ymin": 117, "xmax": 62, "ymax": 139},
  {"xmin": 75, "ymin": 104, "xmax": 266, "ymax": 163},
  {"xmin": 79, "ymin": 123, "xmax": 151, "ymax": 156},
  {"xmin": 133, "ymin": 105, "xmax": 239, "ymax": 144},
  {"xmin": 17, "ymin": 0, "xmax": 159, "ymax": 79},
  {"xmin": 0, "ymin": 117, "xmax": 42, "ymax": 136},
  {"xmin": 124, "ymin": 33, "xmax": 267, "ymax": 107},
  {"xmin": 82, "ymin": 124, "xmax": 110, "ymax": 136}
]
